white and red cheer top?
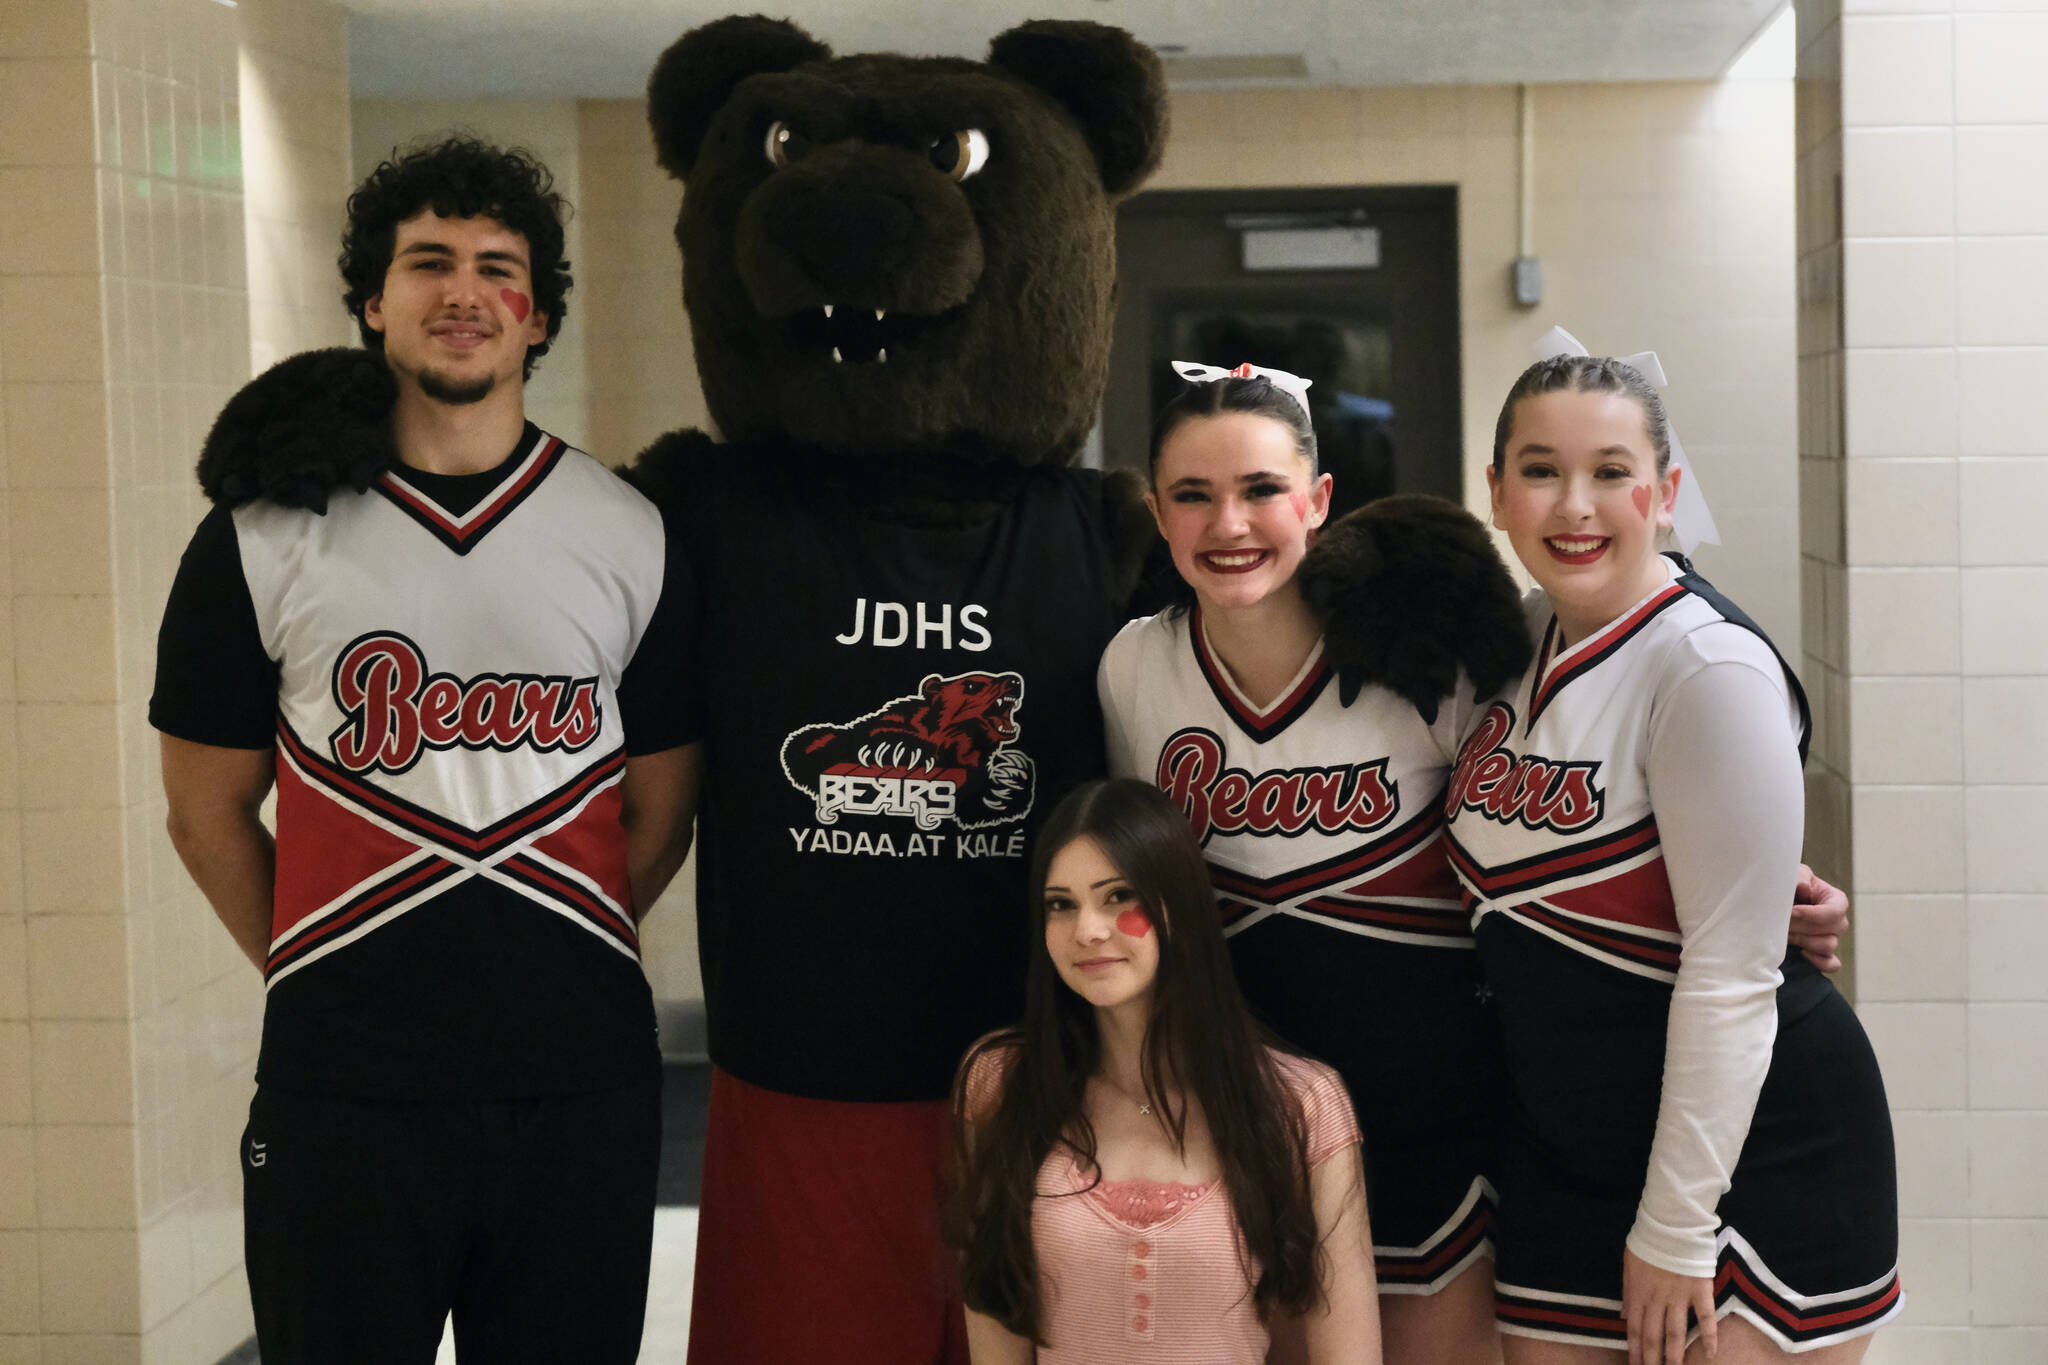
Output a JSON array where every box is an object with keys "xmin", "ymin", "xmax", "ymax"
[
  {"xmin": 1098, "ymin": 608, "xmax": 1471, "ymax": 945},
  {"xmin": 1444, "ymin": 555, "xmax": 1811, "ymax": 1275},
  {"xmin": 154, "ymin": 424, "xmax": 690, "ymax": 1098}
]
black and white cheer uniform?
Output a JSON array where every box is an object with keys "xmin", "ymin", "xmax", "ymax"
[
  {"xmin": 1100, "ymin": 607, "xmax": 1505, "ymax": 1293},
  {"xmin": 1444, "ymin": 555, "xmax": 1900, "ymax": 1352}
]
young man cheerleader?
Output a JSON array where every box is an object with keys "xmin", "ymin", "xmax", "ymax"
[{"xmin": 154, "ymin": 139, "xmax": 696, "ymax": 1364}]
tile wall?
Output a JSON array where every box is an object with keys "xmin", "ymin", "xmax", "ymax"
[
  {"xmin": 240, "ymin": 0, "xmax": 351, "ymax": 370},
  {"xmin": 0, "ymin": 0, "xmax": 347, "ymax": 1358},
  {"xmin": 1800, "ymin": 0, "xmax": 2048, "ymax": 1358}
]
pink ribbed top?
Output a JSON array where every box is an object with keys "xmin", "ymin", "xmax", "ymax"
[{"xmin": 969, "ymin": 1047, "xmax": 1361, "ymax": 1364}]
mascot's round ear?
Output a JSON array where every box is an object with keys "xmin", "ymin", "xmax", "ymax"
[
  {"xmin": 647, "ymin": 15, "xmax": 832, "ymax": 179},
  {"xmin": 987, "ymin": 20, "xmax": 1167, "ymax": 198}
]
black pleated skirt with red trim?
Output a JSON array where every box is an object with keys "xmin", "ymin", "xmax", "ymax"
[
  {"xmin": 1230, "ymin": 914, "xmax": 1506, "ymax": 1295},
  {"xmin": 1484, "ymin": 923, "xmax": 1902, "ymax": 1352}
]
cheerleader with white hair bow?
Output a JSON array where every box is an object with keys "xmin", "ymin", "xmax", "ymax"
[{"xmin": 1450, "ymin": 342, "xmax": 1901, "ymax": 1365}]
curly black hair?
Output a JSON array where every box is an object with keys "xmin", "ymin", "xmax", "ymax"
[{"xmin": 339, "ymin": 137, "xmax": 572, "ymax": 379}]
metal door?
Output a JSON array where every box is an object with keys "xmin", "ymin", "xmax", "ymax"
[{"xmin": 1106, "ymin": 185, "xmax": 1462, "ymax": 519}]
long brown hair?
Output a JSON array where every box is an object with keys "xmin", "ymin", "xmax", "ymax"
[{"xmin": 943, "ymin": 779, "xmax": 1322, "ymax": 1342}]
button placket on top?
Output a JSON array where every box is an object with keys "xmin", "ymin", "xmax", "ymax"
[{"xmin": 1127, "ymin": 1237, "xmax": 1155, "ymax": 1341}]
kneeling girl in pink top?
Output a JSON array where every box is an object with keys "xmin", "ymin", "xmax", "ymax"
[{"xmin": 945, "ymin": 778, "xmax": 1382, "ymax": 1364}]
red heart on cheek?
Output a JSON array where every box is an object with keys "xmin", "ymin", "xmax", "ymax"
[
  {"xmin": 1632, "ymin": 484, "xmax": 1652, "ymax": 519},
  {"xmin": 500, "ymin": 289, "xmax": 531, "ymax": 323},
  {"xmin": 1115, "ymin": 909, "xmax": 1152, "ymax": 939},
  {"xmin": 1289, "ymin": 493, "xmax": 1309, "ymax": 523}
]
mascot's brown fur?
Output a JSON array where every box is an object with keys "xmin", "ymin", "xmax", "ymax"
[{"xmin": 643, "ymin": 17, "xmax": 1159, "ymax": 469}]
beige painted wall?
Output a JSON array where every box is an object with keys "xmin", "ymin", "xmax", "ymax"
[
  {"xmin": 1156, "ymin": 79, "xmax": 1801, "ymax": 651},
  {"xmin": 577, "ymin": 100, "xmax": 708, "ymax": 472}
]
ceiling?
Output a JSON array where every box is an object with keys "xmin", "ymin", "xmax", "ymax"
[{"xmin": 345, "ymin": 0, "xmax": 1791, "ymax": 100}]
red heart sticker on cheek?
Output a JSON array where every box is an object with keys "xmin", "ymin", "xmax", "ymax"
[
  {"xmin": 1289, "ymin": 493, "xmax": 1309, "ymax": 523},
  {"xmin": 1115, "ymin": 909, "xmax": 1152, "ymax": 939},
  {"xmin": 1632, "ymin": 484, "xmax": 1653, "ymax": 519},
  {"xmin": 500, "ymin": 289, "xmax": 531, "ymax": 323}
]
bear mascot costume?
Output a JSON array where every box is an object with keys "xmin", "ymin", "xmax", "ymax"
[
  {"xmin": 193, "ymin": 15, "xmax": 1528, "ymax": 1363},
  {"xmin": 626, "ymin": 21, "xmax": 1521, "ymax": 1359}
]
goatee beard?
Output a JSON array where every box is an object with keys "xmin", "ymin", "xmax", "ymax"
[{"xmin": 418, "ymin": 367, "xmax": 495, "ymax": 405}]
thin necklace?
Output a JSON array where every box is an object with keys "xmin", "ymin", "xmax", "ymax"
[{"xmin": 1100, "ymin": 1074, "xmax": 1153, "ymax": 1117}]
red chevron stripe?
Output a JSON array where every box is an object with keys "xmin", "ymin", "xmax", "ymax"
[
  {"xmin": 1496, "ymin": 1301, "xmax": 1623, "ymax": 1334},
  {"xmin": 1719, "ymin": 1260, "xmax": 1901, "ymax": 1333},
  {"xmin": 1454, "ymin": 817, "xmax": 1660, "ymax": 898},
  {"xmin": 1544, "ymin": 856, "xmax": 1677, "ymax": 935},
  {"xmin": 1380, "ymin": 1205, "xmax": 1494, "ymax": 1280},
  {"xmin": 1515, "ymin": 902, "xmax": 1680, "ymax": 970},
  {"xmin": 1300, "ymin": 897, "xmax": 1470, "ymax": 934},
  {"xmin": 279, "ymin": 718, "xmax": 624, "ymax": 858},
  {"xmin": 504, "ymin": 854, "xmax": 637, "ymax": 945},
  {"xmin": 376, "ymin": 435, "xmax": 563, "ymax": 545},
  {"xmin": 267, "ymin": 857, "xmax": 453, "ymax": 973},
  {"xmin": 1210, "ymin": 801, "xmax": 1443, "ymax": 904},
  {"xmin": 1191, "ymin": 608, "xmax": 1330, "ymax": 737},
  {"xmin": 1528, "ymin": 583, "xmax": 1686, "ymax": 724}
]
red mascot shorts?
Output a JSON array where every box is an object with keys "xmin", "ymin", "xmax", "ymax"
[{"xmin": 687, "ymin": 1066, "xmax": 970, "ymax": 1365}]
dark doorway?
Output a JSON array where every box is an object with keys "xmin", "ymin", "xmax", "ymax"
[{"xmin": 1106, "ymin": 186, "xmax": 1462, "ymax": 519}]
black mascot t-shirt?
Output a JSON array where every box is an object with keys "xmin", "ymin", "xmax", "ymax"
[{"xmin": 678, "ymin": 457, "xmax": 1123, "ymax": 1102}]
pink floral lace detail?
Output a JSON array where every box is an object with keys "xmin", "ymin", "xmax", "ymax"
[{"xmin": 1087, "ymin": 1177, "xmax": 1215, "ymax": 1229}]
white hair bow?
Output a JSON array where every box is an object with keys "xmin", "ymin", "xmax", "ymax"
[
  {"xmin": 1533, "ymin": 326, "xmax": 1720, "ymax": 554},
  {"xmin": 1171, "ymin": 360, "xmax": 1315, "ymax": 426}
]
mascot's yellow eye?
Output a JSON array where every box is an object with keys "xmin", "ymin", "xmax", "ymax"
[
  {"xmin": 928, "ymin": 129, "xmax": 990, "ymax": 182},
  {"xmin": 763, "ymin": 122, "xmax": 811, "ymax": 169}
]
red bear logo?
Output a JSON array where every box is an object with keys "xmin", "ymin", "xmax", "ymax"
[{"xmin": 780, "ymin": 672, "xmax": 1035, "ymax": 830}]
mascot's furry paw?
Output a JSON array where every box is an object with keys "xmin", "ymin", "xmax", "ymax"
[
  {"xmin": 198, "ymin": 348, "xmax": 396, "ymax": 511},
  {"xmin": 621, "ymin": 428, "xmax": 722, "ymax": 507},
  {"xmin": 1298, "ymin": 494, "xmax": 1533, "ymax": 724}
]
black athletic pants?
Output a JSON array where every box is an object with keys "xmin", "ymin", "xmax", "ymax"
[{"xmin": 242, "ymin": 1079, "xmax": 661, "ymax": 1365}]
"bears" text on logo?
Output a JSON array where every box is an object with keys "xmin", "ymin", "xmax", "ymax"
[
  {"xmin": 1443, "ymin": 702, "xmax": 1604, "ymax": 834},
  {"xmin": 329, "ymin": 631, "xmax": 602, "ymax": 775},
  {"xmin": 1156, "ymin": 727, "xmax": 1398, "ymax": 844}
]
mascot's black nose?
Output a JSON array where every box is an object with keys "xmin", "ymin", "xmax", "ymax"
[{"xmin": 767, "ymin": 187, "xmax": 914, "ymax": 294}]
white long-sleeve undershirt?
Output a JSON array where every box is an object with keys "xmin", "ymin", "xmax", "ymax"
[{"xmin": 1626, "ymin": 628, "xmax": 1806, "ymax": 1278}]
